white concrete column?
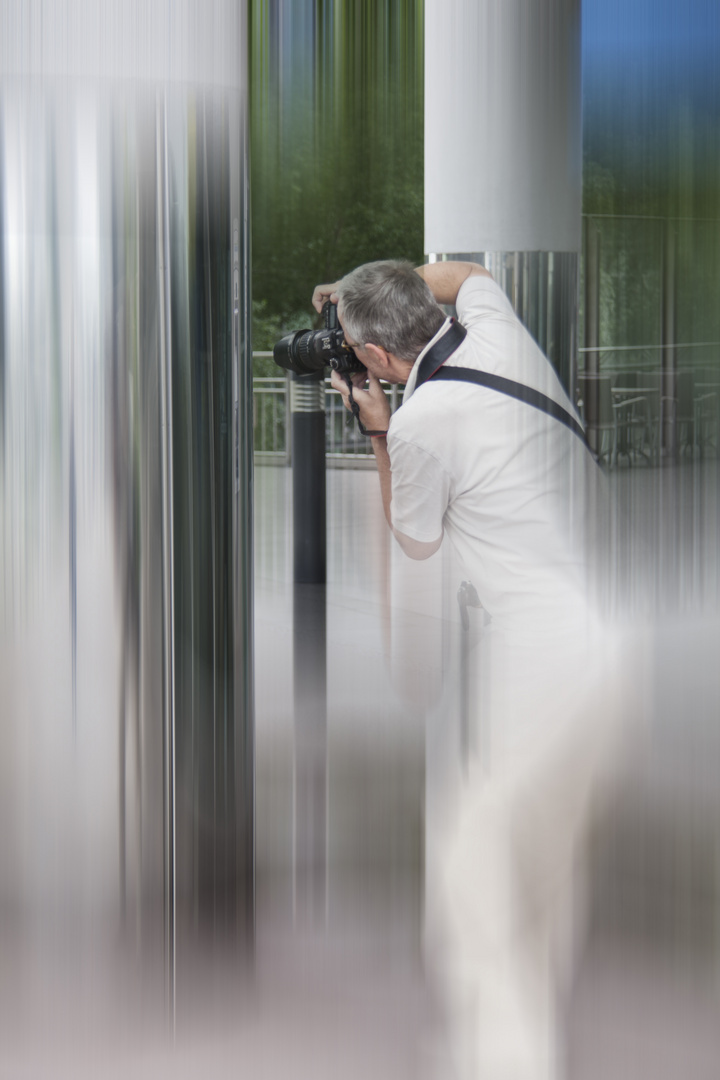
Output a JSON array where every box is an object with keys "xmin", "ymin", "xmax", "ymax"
[
  {"xmin": 425, "ymin": 0, "xmax": 582, "ymax": 255},
  {"xmin": 424, "ymin": 0, "xmax": 582, "ymax": 392}
]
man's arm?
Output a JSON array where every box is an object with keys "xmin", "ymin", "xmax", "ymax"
[
  {"xmin": 415, "ymin": 261, "xmax": 490, "ymax": 306},
  {"xmin": 312, "ymin": 262, "xmax": 489, "ymax": 313},
  {"xmin": 328, "ymin": 369, "xmax": 442, "ymax": 560},
  {"xmin": 370, "ymin": 433, "xmax": 443, "ymax": 561}
]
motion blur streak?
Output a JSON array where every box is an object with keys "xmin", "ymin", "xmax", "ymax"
[{"xmin": 0, "ymin": 0, "xmax": 253, "ymax": 1061}]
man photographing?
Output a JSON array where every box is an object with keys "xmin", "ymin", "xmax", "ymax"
[
  {"xmin": 314, "ymin": 261, "xmax": 450, "ymax": 561},
  {"xmin": 311, "ymin": 259, "xmax": 625, "ymax": 1080},
  {"xmin": 313, "ymin": 259, "xmax": 593, "ymax": 625}
]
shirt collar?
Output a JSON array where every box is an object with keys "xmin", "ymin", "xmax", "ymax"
[{"xmin": 402, "ymin": 317, "xmax": 454, "ymax": 404}]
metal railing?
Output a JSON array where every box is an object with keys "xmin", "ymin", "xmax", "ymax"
[
  {"xmin": 253, "ymin": 376, "xmax": 288, "ymax": 460},
  {"xmin": 578, "ymin": 342, "xmax": 720, "ymax": 374},
  {"xmin": 255, "ymin": 328, "xmax": 719, "ymax": 468},
  {"xmin": 253, "ymin": 356, "xmax": 401, "ymax": 464}
]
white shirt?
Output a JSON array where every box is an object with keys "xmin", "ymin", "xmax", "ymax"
[{"xmin": 387, "ymin": 274, "xmax": 598, "ymax": 635}]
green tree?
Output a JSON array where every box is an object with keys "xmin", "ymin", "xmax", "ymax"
[{"xmin": 250, "ymin": 0, "xmax": 424, "ymax": 365}]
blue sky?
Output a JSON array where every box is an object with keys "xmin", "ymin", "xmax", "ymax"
[
  {"xmin": 583, "ymin": 0, "xmax": 718, "ymax": 53},
  {"xmin": 583, "ymin": 0, "xmax": 720, "ymax": 105}
]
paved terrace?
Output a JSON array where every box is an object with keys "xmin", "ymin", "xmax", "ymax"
[
  {"xmin": 1, "ymin": 458, "xmax": 719, "ymax": 1078},
  {"xmin": 254, "ymin": 458, "xmax": 720, "ymax": 1080}
]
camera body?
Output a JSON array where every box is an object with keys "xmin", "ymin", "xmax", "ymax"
[{"xmin": 273, "ymin": 301, "xmax": 366, "ymax": 378}]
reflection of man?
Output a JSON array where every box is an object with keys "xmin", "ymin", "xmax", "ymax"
[{"xmin": 314, "ymin": 260, "xmax": 622, "ymax": 1080}]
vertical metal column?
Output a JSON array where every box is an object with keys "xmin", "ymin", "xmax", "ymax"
[
  {"xmin": 0, "ymin": 0, "xmax": 253, "ymax": 1025},
  {"xmin": 583, "ymin": 217, "xmax": 601, "ymax": 378},
  {"xmin": 662, "ymin": 218, "xmax": 677, "ymax": 457},
  {"xmin": 583, "ymin": 216, "xmax": 602, "ymax": 453},
  {"xmin": 156, "ymin": 91, "xmax": 177, "ymax": 1015}
]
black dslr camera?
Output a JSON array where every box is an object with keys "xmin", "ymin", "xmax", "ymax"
[{"xmin": 273, "ymin": 301, "xmax": 366, "ymax": 378}]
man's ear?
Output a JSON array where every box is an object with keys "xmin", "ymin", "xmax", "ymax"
[{"xmin": 363, "ymin": 343, "xmax": 392, "ymax": 373}]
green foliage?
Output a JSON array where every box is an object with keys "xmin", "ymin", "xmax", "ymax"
[
  {"xmin": 250, "ymin": 0, "xmax": 424, "ymax": 343},
  {"xmin": 583, "ymin": 159, "xmax": 618, "ymax": 216},
  {"xmin": 251, "ymin": 299, "xmax": 286, "ymax": 353},
  {"xmin": 250, "ymin": 1, "xmax": 720, "ymax": 378},
  {"xmin": 251, "ymin": 299, "xmax": 312, "ymax": 376}
]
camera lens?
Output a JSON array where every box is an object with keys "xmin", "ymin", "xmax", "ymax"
[
  {"xmin": 273, "ymin": 330, "xmax": 325, "ymax": 377},
  {"xmin": 273, "ymin": 325, "xmax": 366, "ymax": 377}
]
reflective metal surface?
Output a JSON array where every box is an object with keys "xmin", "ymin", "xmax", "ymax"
[
  {"xmin": 427, "ymin": 251, "xmax": 579, "ymax": 394},
  {"xmin": 0, "ymin": 1, "xmax": 252, "ymax": 1011}
]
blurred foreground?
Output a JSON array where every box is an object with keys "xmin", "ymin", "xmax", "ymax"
[{"xmin": 2, "ymin": 460, "xmax": 720, "ymax": 1078}]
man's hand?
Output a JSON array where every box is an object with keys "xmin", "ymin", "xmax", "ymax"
[
  {"xmin": 330, "ymin": 370, "xmax": 391, "ymax": 434},
  {"xmin": 312, "ymin": 281, "xmax": 340, "ymax": 315}
]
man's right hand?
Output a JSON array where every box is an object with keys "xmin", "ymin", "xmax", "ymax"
[
  {"xmin": 312, "ymin": 281, "xmax": 340, "ymax": 314},
  {"xmin": 330, "ymin": 370, "xmax": 391, "ymax": 435}
]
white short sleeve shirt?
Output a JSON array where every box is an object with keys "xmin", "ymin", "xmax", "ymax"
[{"xmin": 387, "ymin": 273, "xmax": 597, "ymax": 632}]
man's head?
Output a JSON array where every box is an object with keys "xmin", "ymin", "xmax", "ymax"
[{"xmin": 336, "ymin": 260, "xmax": 445, "ymax": 381}]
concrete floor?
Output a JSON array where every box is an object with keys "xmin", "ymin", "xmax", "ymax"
[
  {"xmin": 253, "ymin": 459, "xmax": 720, "ymax": 1080},
  {"xmin": 2, "ymin": 458, "xmax": 720, "ymax": 1078}
]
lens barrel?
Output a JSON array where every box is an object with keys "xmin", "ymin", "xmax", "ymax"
[
  {"xmin": 273, "ymin": 326, "xmax": 365, "ymax": 377},
  {"xmin": 273, "ymin": 330, "xmax": 320, "ymax": 376}
]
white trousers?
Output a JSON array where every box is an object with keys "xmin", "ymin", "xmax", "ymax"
[{"xmin": 425, "ymin": 618, "xmax": 640, "ymax": 1080}]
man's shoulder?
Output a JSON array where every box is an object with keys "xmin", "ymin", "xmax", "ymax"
[
  {"xmin": 457, "ymin": 272, "xmax": 516, "ymax": 322},
  {"xmin": 389, "ymin": 380, "xmax": 466, "ymax": 461}
]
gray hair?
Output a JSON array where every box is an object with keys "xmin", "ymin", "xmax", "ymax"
[{"xmin": 336, "ymin": 260, "xmax": 445, "ymax": 363}]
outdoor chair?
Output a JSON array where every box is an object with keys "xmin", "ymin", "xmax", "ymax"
[
  {"xmin": 660, "ymin": 372, "xmax": 718, "ymax": 457},
  {"xmin": 690, "ymin": 370, "xmax": 719, "ymax": 455},
  {"xmin": 631, "ymin": 371, "xmax": 671, "ymax": 463},
  {"xmin": 577, "ymin": 374, "xmax": 652, "ymax": 467}
]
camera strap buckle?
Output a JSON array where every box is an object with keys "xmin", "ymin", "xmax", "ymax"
[{"xmin": 344, "ymin": 375, "xmax": 388, "ymax": 438}]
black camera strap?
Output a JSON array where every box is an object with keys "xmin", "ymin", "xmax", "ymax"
[
  {"xmin": 340, "ymin": 321, "xmax": 468, "ymax": 437},
  {"xmin": 344, "ymin": 316, "xmax": 585, "ymax": 443},
  {"xmin": 415, "ymin": 317, "xmax": 469, "ymax": 383},
  {"xmin": 415, "ymin": 318, "xmax": 586, "ymax": 444},
  {"xmin": 343, "ymin": 374, "xmax": 389, "ymax": 437}
]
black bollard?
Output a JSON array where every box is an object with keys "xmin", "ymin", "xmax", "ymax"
[
  {"xmin": 291, "ymin": 372, "xmax": 327, "ymax": 584},
  {"xmin": 291, "ymin": 371, "xmax": 328, "ymax": 924}
]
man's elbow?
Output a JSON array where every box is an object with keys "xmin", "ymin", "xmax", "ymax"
[{"xmin": 393, "ymin": 528, "xmax": 443, "ymax": 560}]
